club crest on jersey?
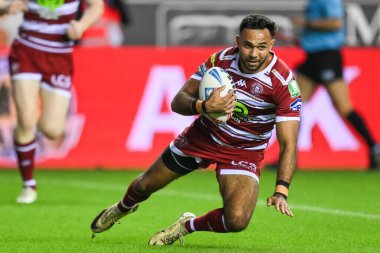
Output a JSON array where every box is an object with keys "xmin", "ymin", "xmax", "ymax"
[
  {"xmin": 250, "ymin": 82, "xmax": 263, "ymax": 96},
  {"xmin": 290, "ymin": 98, "xmax": 302, "ymax": 111},
  {"xmin": 288, "ymin": 80, "xmax": 301, "ymax": 98}
]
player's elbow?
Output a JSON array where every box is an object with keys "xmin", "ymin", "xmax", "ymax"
[{"xmin": 171, "ymin": 96, "xmax": 182, "ymax": 114}]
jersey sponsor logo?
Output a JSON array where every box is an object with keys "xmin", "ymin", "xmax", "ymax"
[
  {"xmin": 290, "ymin": 98, "xmax": 302, "ymax": 111},
  {"xmin": 51, "ymin": 74, "xmax": 71, "ymax": 89},
  {"xmin": 232, "ymin": 101, "xmax": 249, "ymax": 123},
  {"xmin": 288, "ymin": 80, "xmax": 301, "ymax": 98},
  {"xmin": 36, "ymin": 0, "xmax": 64, "ymax": 19},
  {"xmin": 37, "ymin": 0, "xmax": 64, "ymax": 10},
  {"xmin": 250, "ymin": 82, "xmax": 264, "ymax": 96},
  {"xmin": 234, "ymin": 101, "xmax": 248, "ymax": 115},
  {"xmin": 37, "ymin": 9, "xmax": 60, "ymax": 20},
  {"xmin": 231, "ymin": 160, "xmax": 257, "ymax": 172}
]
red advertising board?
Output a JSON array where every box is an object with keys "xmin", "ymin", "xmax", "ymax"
[{"xmin": 0, "ymin": 47, "xmax": 379, "ymax": 170}]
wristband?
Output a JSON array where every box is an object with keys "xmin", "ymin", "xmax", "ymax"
[
  {"xmin": 274, "ymin": 180, "xmax": 289, "ymax": 198},
  {"xmin": 191, "ymin": 98, "xmax": 198, "ymax": 114},
  {"xmin": 274, "ymin": 192, "xmax": 288, "ymax": 200},
  {"xmin": 274, "ymin": 185, "xmax": 289, "ymax": 197},
  {"xmin": 276, "ymin": 180, "xmax": 290, "ymax": 189},
  {"xmin": 201, "ymin": 100, "xmax": 208, "ymax": 114}
]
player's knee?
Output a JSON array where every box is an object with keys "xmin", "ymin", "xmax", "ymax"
[
  {"xmin": 132, "ymin": 176, "xmax": 155, "ymax": 195},
  {"xmin": 16, "ymin": 117, "xmax": 37, "ymax": 135},
  {"xmin": 39, "ymin": 123, "xmax": 64, "ymax": 139},
  {"xmin": 224, "ymin": 211, "xmax": 251, "ymax": 232}
]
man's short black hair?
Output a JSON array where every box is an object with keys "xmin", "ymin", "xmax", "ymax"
[{"xmin": 239, "ymin": 14, "xmax": 277, "ymax": 38}]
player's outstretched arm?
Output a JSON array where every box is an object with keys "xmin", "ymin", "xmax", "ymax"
[
  {"xmin": 266, "ymin": 120, "xmax": 299, "ymax": 217},
  {"xmin": 67, "ymin": 0, "xmax": 104, "ymax": 40}
]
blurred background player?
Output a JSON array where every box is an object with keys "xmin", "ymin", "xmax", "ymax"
[
  {"xmin": 91, "ymin": 14, "xmax": 300, "ymax": 246},
  {"xmin": 294, "ymin": 0, "xmax": 380, "ymax": 170},
  {"xmin": 0, "ymin": 0, "xmax": 104, "ymax": 204}
]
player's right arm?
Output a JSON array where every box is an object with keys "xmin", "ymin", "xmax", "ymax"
[
  {"xmin": 171, "ymin": 78, "xmax": 235, "ymax": 116},
  {"xmin": 171, "ymin": 78, "xmax": 203, "ymax": 116},
  {"xmin": 0, "ymin": 0, "xmax": 27, "ymax": 16}
]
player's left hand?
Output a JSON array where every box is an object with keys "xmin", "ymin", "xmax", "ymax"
[
  {"xmin": 67, "ymin": 20, "xmax": 84, "ymax": 40},
  {"xmin": 266, "ymin": 194, "xmax": 294, "ymax": 217}
]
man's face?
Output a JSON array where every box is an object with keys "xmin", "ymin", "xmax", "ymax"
[{"xmin": 236, "ymin": 28, "xmax": 275, "ymax": 74}]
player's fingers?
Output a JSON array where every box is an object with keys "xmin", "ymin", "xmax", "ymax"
[
  {"xmin": 266, "ymin": 197, "xmax": 273, "ymax": 206},
  {"xmin": 280, "ymin": 202, "xmax": 286, "ymax": 214},
  {"xmin": 214, "ymin": 86, "xmax": 225, "ymax": 93},
  {"xmin": 285, "ymin": 207, "xmax": 294, "ymax": 217},
  {"xmin": 274, "ymin": 201, "xmax": 281, "ymax": 212}
]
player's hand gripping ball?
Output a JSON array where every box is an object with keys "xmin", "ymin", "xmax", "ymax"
[{"xmin": 199, "ymin": 67, "xmax": 235, "ymax": 123}]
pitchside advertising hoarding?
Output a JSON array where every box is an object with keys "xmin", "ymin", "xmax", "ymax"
[{"xmin": 0, "ymin": 47, "xmax": 379, "ymax": 170}]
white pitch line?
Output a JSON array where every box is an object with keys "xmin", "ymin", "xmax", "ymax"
[{"xmin": 46, "ymin": 179, "xmax": 380, "ymax": 221}]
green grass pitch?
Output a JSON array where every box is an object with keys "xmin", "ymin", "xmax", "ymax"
[{"xmin": 0, "ymin": 169, "xmax": 379, "ymax": 253}]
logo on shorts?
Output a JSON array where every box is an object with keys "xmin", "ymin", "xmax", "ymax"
[
  {"xmin": 175, "ymin": 134, "xmax": 188, "ymax": 148},
  {"xmin": 51, "ymin": 74, "xmax": 71, "ymax": 89},
  {"xmin": 11, "ymin": 63, "xmax": 20, "ymax": 73},
  {"xmin": 321, "ymin": 69, "xmax": 335, "ymax": 83},
  {"xmin": 250, "ymin": 82, "xmax": 263, "ymax": 96},
  {"xmin": 231, "ymin": 160, "xmax": 257, "ymax": 172}
]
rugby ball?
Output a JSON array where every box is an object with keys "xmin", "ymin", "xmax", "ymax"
[{"xmin": 199, "ymin": 67, "xmax": 235, "ymax": 123}]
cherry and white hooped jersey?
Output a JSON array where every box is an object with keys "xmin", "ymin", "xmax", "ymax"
[
  {"xmin": 16, "ymin": 0, "xmax": 81, "ymax": 53},
  {"xmin": 191, "ymin": 47, "xmax": 302, "ymax": 150}
]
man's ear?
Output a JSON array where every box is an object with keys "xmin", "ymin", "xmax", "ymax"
[
  {"xmin": 270, "ymin": 39, "xmax": 276, "ymax": 50},
  {"xmin": 235, "ymin": 35, "xmax": 240, "ymax": 46}
]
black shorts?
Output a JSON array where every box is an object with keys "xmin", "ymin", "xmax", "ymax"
[{"xmin": 297, "ymin": 50, "xmax": 343, "ymax": 85}]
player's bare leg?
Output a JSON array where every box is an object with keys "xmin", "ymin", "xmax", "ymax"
[
  {"xmin": 12, "ymin": 79, "xmax": 39, "ymax": 204},
  {"xmin": 148, "ymin": 174, "xmax": 259, "ymax": 246},
  {"xmin": 39, "ymin": 87, "xmax": 70, "ymax": 140},
  {"xmin": 13, "ymin": 79, "xmax": 39, "ymax": 143},
  {"xmin": 217, "ymin": 174, "xmax": 258, "ymax": 231},
  {"xmin": 326, "ymin": 79, "xmax": 379, "ymax": 169},
  {"xmin": 325, "ymin": 79, "xmax": 352, "ymax": 117},
  {"xmin": 296, "ymin": 73, "xmax": 317, "ymax": 102},
  {"xmin": 91, "ymin": 157, "xmax": 183, "ymax": 235}
]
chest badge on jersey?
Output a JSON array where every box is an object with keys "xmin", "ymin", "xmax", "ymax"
[
  {"xmin": 36, "ymin": 0, "xmax": 65, "ymax": 20},
  {"xmin": 250, "ymin": 82, "xmax": 264, "ymax": 96}
]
